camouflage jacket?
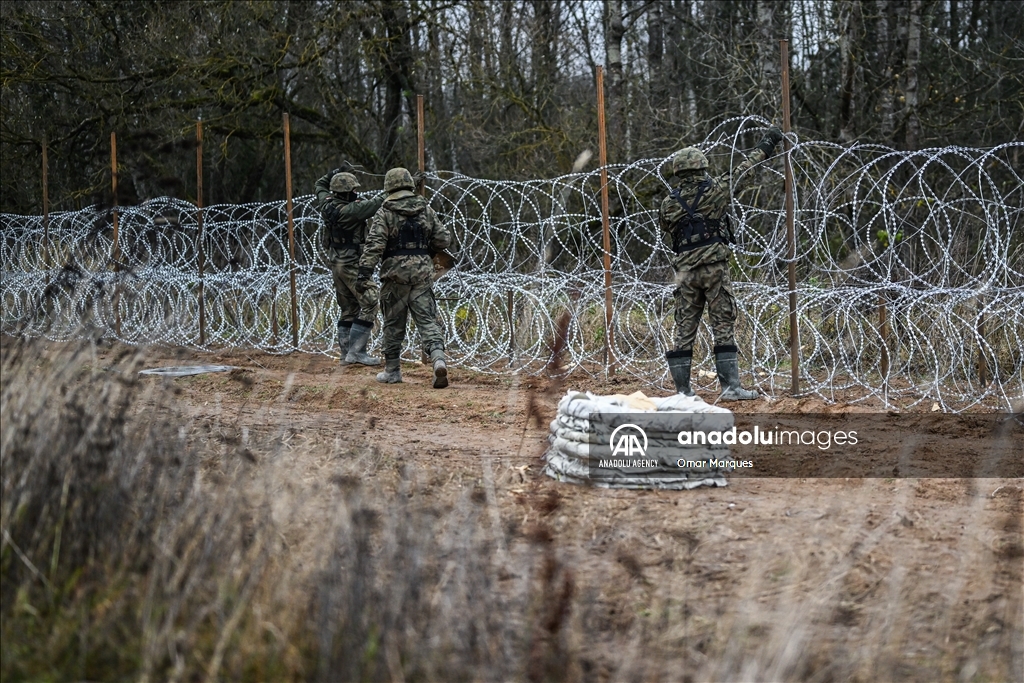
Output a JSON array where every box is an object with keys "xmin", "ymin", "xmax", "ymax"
[
  {"xmin": 314, "ymin": 171, "xmax": 383, "ymax": 262},
  {"xmin": 658, "ymin": 148, "xmax": 767, "ymax": 270},
  {"xmin": 360, "ymin": 190, "xmax": 451, "ymax": 286}
]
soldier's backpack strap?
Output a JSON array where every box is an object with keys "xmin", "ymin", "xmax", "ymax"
[
  {"xmin": 677, "ymin": 181, "xmax": 710, "ymax": 213},
  {"xmin": 322, "ymin": 199, "xmax": 362, "ymax": 252},
  {"xmin": 669, "ymin": 179, "xmax": 726, "ymax": 253},
  {"xmin": 383, "ymin": 215, "xmax": 431, "ymax": 258}
]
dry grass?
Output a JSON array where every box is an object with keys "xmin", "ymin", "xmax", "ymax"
[
  {"xmin": 2, "ymin": 335, "xmax": 1021, "ymax": 682},
  {"xmin": 0, "ymin": 337, "xmax": 557, "ymax": 681}
]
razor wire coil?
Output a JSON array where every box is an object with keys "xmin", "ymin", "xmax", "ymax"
[{"xmin": 2, "ymin": 117, "xmax": 1021, "ymax": 411}]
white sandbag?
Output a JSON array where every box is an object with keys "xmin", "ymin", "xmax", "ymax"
[
  {"xmin": 549, "ymin": 434, "xmax": 729, "ymax": 469},
  {"xmin": 549, "ymin": 419, "xmax": 593, "ymax": 444},
  {"xmin": 556, "ymin": 412, "xmax": 698, "ymax": 441},
  {"xmin": 557, "ymin": 391, "xmax": 638, "ymax": 419},
  {"xmin": 653, "ymin": 393, "xmax": 731, "ymax": 413},
  {"xmin": 543, "ymin": 449, "xmax": 727, "ymax": 490},
  {"xmin": 556, "ymin": 391, "xmax": 734, "ymax": 431},
  {"xmin": 544, "ymin": 389, "xmax": 736, "ymax": 490},
  {"xmin": 550, "ymin": 420, "xmax": 719, "ymax": 451},
  {"xmin": 558, "ymin": 390, "xmax": 730, "ymax": 416},
  {"xmin": 556, "ymin": 412, "xmax": 591, "ymax": 433},
  {"xmin": 550, "ymin": 434, "xmax": 592, "ymax": 459},
  {"xmin": 606, "ymin": 391, "xmax": 659, "ymax": 411}
]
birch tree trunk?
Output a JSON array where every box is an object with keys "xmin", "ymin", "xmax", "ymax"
[
  {"xmin": 903, "ymin": 0, "xmax": 923, "ymax": 150},
  {"xmin": 949, "ymin": 0, "xmax": 959, "ymax": 47},
  {"xmin": 876, "ymin": 0, "xmax": 896, "ymax": 143},
  {"xmin": 838, "ymin": 0, "xmax": 861, "ymax": 143},
  {"xmin": 648, "ymin": 1, "xmax": 665, "ymax": 111},
  {"xmin": 531, "ymin": 0, "xmax": 558, "ymax": 121},
  {"xmin": 604, "ymin": 0, "xmax": 625, "ymax": 149},
  {"xmin": 756, "ymin": 0, "xmax": 781, "ymax": 94}
]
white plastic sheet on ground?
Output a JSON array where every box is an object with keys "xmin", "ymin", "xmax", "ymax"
[
  {"xmin": 542, "ymin": 390, "xmax": 733, "ymax": 490},
  {"xmin": 138, "ymin": 365, "xmax": 236, "ymax": 377}
]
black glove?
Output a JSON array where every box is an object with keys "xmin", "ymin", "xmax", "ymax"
[
  {"xmin": 355, "ymin": 266, "xmax": 374, "ymax": 292},
  {"xmin": 328, "ymin": 167, "xmax": 342, "ymax": 178},
  {"xmin": 755, "ymin": 126, "xmax": 784, "ymax": 157},
  {"xmin": 412, "ymin": 170, "xmax": 426, "ymax": 184}
]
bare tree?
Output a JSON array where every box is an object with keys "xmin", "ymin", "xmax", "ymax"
[
  {"xmin": 875, "ymin": 0, "xmax": 897, "ymax": 143},
  {"xmin": 604, "ymin": 0, "xmax": 626, "ymax": 151},
  {"xmin": 902, "ymin": 0, "xmax": 923, "ymax": 150},
  {"xmin": 2, "ymin": 0, "xmax": 1022, "ymax": 213},
  {"xmin": 377, "ymin": 0, "xmax": 418, "ymax": 166}
]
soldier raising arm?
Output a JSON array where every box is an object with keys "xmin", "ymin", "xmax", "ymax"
[
  {"xmin": 315, "ymin": 168, "xmax": 385, "ymax": 366},
  {"xmin": 357, "ymin": 168, "xmax": 452, "ymax": 389},
  {"xmin": 659, "ymin": 126, "xmax": 783, "ymax": 400}
]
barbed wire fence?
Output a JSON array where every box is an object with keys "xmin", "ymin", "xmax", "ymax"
[{"xmin": 2, "ymin": 118, "xmax": 1021, "ymax": 411}]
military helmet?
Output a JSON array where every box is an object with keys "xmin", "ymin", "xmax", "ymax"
[
  {"xmin": 671, "ymin": 147, "xmax": 709, "ymax": 175},
  {"xmin": 383, "ymin": 167, "xmax": 415, "ymax": 193},
  {"xmin": 330, "ymin": 172, "xmax": 360, "ymax": 193}
]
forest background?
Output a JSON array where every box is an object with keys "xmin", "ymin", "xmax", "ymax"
[{"xmin": 1, "ymin": 0, "xmax": 1022, "ymax": 215}]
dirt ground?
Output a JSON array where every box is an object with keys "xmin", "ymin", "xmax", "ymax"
[{"xmin": 89, "ymin": 344, "xmax": 1024, "ymax": 680}]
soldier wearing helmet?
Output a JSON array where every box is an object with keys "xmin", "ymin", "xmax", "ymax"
[
  {"xmin": 314, "ymin": 167, "xmax": 386, "ymax": 365},
  {"xmin": 357, "ymin": 167, "xmax": 452, "ymax": 388},
  {"xmin": 660, "ymin": 126, "xmax": 783, "ymax": 401}
]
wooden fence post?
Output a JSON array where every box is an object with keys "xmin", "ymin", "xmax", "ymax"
[
  {"xmin": 42, "ymin": 135, "xmax": 49, "ymax": 275},
  {"xmin": 781, "ymin": 40, "xmax": 799, "ymax": 395},
  {"xmin": 111, "ymin": 131, "xmax": 121, "ymax": 337},
  {"xmin": 416, "ymin": 94, "xmax": 438, "ymax": 365},
  {"xmin": 417, "ymin": 94, "xmax": 426, "ymax": 196},
  {"xmin": 110, "ymin": 132, "xmax": 119, "ymax": 266},
  {"xmin": 977, "ymin": 302, "xmax": 988, "ymax": 386},
  {"xmin": 597, "ymin": 65, "xmax": 615, "ymax": 375},
  {"xmin": 507, "ymin": 289, "xmax": 516, "ymax": 364},
  {"xmin": 283, "ymin": 112, "xmax": 299, "ymax": 349},
  {"xmin": 879, "ymin": 293, "xmax": 890, "ymax": 382},
  {"xmin": 197, "ymin": 120, "xmax": 207, "ymax": 346},
  {"xmin": 272, "ymin": 282, "xmax": 279, "ymax": 347}
]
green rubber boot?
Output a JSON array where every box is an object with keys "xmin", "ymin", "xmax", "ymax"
[
  {"xmin": 665, "ymin": 349, "xmax": 694, "ymax": 396},
  {"xmin": 337, "ymin": 321, "xmax": 352, "ymax": 365},
  {"xmin": 344, "ymin": 319, "xmax": 381, "ymax": 366},
  {"xmin": 714, "ymin": 346, "xmax": 759, "ymax": 401},
  {"xmin": 430, "ymin": 349, "xmax": 448, "ymax": 389},
  {"xmin": 375, "ymin": 356, "xmax": 403, "ymax": 383}
]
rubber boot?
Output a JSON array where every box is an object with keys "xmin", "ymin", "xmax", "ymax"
[
  {"xmin": 337, "ymin": 321, "xmax": 352, "ymax": 365},
  {"xmin": 344, "ymin": 319, "xmax": 381, "ymax": 366},
  {"xmin": 665, "ymin": 349, "xmax": 694, "ymax": 396},
  {"xmin": 375, "ymin": 356, "xmax": 403, "ymax": 383},
  {"xmin": 714, "ymin": 346, "xmax": 759, "ymax": 401},
  {"xmin": 429, "ymin": 349, "xmax": 448, "ymax": 389}
]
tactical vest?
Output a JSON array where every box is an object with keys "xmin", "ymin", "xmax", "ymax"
[
  {"xmin": 323, "ymin": 200, "xmax": 362, "ymax": 251},
  {"xmin": 670, "ymin": 180, "xmax": 732, "ymax": 253},
  {"xmin": 383, "ymin": 214, "xmax": 430, "ymax": 258}
]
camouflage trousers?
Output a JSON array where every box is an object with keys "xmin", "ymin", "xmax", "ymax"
[
  {"xmin": 328, "ymin": 251, "xmax": 378, "ymax": 323},
  {"xmin": 379, "ymin": 280, "xmax": 445, "ymax": 359},
  {"xmin": 671, "ymin": 259, "xmax": 737, "ymax": 351}
]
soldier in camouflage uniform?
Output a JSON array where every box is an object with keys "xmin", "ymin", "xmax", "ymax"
[
  {"xmin": 315, "ymin": 168, "xmax": 384, "ymax": 365},
  {"xmin": 357, "ymin": 168, "xmax": 452, "ymax": 388},
  {"xmin": 659, "ymin": 126, "xmax": 783, "ymax": 400}
]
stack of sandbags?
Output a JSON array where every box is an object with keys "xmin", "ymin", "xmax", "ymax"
[{"xmin": 543, "ymin": 390, "xmax": 733, "ymax": 490}]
